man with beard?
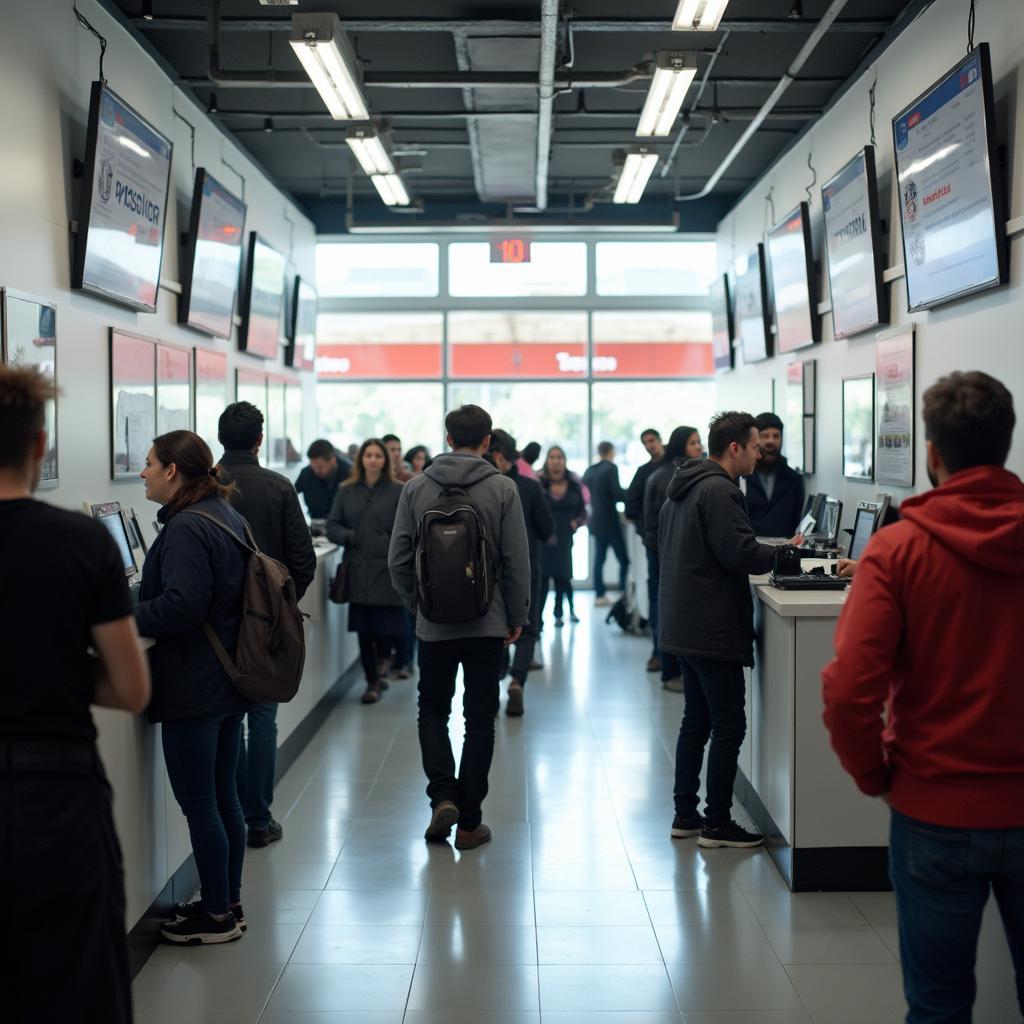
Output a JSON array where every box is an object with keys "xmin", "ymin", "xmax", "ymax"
[{"xmin": 743, "ymin": 412, "xmax": 804, "ymax": 538}]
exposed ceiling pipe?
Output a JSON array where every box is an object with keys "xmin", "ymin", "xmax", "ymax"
[
  {"xmin": 535, "ymin": 0, "xmax": 560, "ymax": 211},
  {"xmin": 676, "ymin": 0, "xmax": 850, "ymax": 201},
  {"xmin": 451, "ymin": 31, "xmax": 488, "ymax": 210}
]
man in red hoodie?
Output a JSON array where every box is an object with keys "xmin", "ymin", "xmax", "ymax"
[{"xmin": 822, "ymin": 371, "xmax": 1024, "ymax": 1023}]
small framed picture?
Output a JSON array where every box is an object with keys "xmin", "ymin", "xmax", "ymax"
[
  {"xmin": 843, "ymin": 374, "xmax": 875, "ymax": 480},
  {"xmin": 110, "ymin": 330, "xmax": 156, "ymax": 479},
  {"xmin": 194, "ymin": 347, "xmax": 228, "ymax": 458}
]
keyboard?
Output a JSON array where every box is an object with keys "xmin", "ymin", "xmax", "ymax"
[{"xmin": 770, "ymin": 572, "xmax": 850, "ymax": 591}]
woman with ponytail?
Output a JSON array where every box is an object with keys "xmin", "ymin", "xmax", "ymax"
[{"xmin": 135, "ymin": 430, "xmax": 252, "ymax": 946}]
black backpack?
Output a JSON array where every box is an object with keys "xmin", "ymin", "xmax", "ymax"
[{"xmin": 414, "ymin": 483, "xmax": 496, "ymax": 623}]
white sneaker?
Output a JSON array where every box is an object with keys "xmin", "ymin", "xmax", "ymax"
[{"xmin": 594, "ymin": 596, "xmax": 612, "ymax": 607}]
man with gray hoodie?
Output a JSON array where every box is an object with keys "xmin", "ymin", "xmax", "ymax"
[{"xmin": 389, "ymin": 405, "xmax": 531, "ymax": 850}]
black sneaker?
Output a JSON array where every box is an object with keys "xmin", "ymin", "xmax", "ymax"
[
  {"xmin": 247, "ymin": 819, "xmax": 284, "ymax": 848},
  {"xmin": 698, "ymin": 821, "xmax": 764, "ymax": 849},
  {"xmin": 670, "ymin": 813, "xmax": 703, "ymax": 839},
  {"xmin": 161, "ymin": 908, "xmax": 241, "ymax": 945},
  {"xmin": 172, "ymin": 898, "xmax": 247, "ymax": 932}
]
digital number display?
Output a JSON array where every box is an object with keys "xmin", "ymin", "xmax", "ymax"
[{"xmin": 489, "ymin": 238, "xmax": 532, "ymax": 264}]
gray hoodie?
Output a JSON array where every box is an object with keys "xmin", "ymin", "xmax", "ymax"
[{"xmin": 388, "ymin": 452, "xmax": 531, "ymax": 642}]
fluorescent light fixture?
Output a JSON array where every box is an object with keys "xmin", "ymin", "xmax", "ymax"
[
  {"xmin": 346, "ymin": 130, "xmax": 395, "ymax": 176},
  {"xmin": 290, "ymin": 13, "xmax": 369, "ymax": 121},
  {"xmin": 613, "ymin": 150, "xmax": 659, "ymax": 204},
  {"xmin": 370, "ymin": 173, "xmax": 411, "ymax": 207},
  {"xmin": 672, "ymin": 0, "xmax": 730, "ymax": 31},
  {"xmin": 637, "ymin": 51, "xmax": 698, "ymax": 137}
]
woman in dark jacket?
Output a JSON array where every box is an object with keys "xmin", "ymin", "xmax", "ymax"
[
  {"xmin": 136, "ymin": 430, "xmax": 251, "ymax": 946},
  {"xmin": 327, "ymin": 438, "xmax": 405, "ymax": 704},
  {"xmin": 539, "ymin": 446, "xmax": 588, "ymax": 627}
]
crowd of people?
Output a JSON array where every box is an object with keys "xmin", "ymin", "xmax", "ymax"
[{"xmin": 1, "ymin": 363, "xmax": 1022, "ymax": 1024}]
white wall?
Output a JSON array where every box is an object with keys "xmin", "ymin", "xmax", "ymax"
[
  {"xmin": 0, "ymin": 0, "xmax": 336, "ymax": 927},
  {"xmin": 716, "ymin": 0, "xmax": 1024, "ymax": 515}
]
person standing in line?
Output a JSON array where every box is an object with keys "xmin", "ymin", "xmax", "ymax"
[
  {"xmin": 743, "ymin": 412, "xmax": 805, "ymax": 538},
  {"xmin": 404, "ymin": 445, "xmax": 432, "ymax": 476},
  {"xmin": 583, "ymin": 441, "xmax": 629, "ymax": 607},
  {"xmin": 517, "ymin": 440, "xmax": 542, "ymax": 480},
  {"xmin": 382, "ymin": 433, "xmax": 413, "ymax": 483},
  {"xmin": 644, "ymin": 425, "xmax": 703, "ymax": 693},
  {"xmin": 0, "ymin": 366, "xmax": 151, "ymax": 1023},
  {"xmin": 136, "ymin": 430, "xmax": 254, "ymax": 943},
  {"xmin": 217, "ymin": 402, "xmax": 317, "ymax": 849},
  {"xmin": 327, "ymin": 439, "xmax": 406, "ymax": 705},
  {"xmin": 489, "ymin": 429, "xmax": 555, "ymax": 717},
  {"xmin": 294, "ymin": 439, "xmax": 351, "ymax": 520},
  {"xmin": 389, "ymin": 405, "xmax": 530, "ymax": 851},
  {"xmin": 539, "ymin": 446, "xmax": 588, "ymax": 627},
  {"xmin": 660, "ymin": 412, "xmax": 788, "ymax": 849},
  {"xmin": 822, "ymin": 372, "xmax": 1024, "ymax": 1024}
]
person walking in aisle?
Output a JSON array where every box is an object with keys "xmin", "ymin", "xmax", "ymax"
[
  {"xmin": 822, "ymin": 372, "xmax": 1024, "ymax": 1024},
  {"xmin": 0, "ymin": 366, "xmax": 150, "ymax": 1024},
  {"xmin": 644, "ymin": 426, "xmax": 703, "ymax": 693},
  {"xmin": 742, "ymin": 412, "xmax": 805, "ymax": 538},
  {"xmin": 660, "ymin": 412, "xmax": 788, "ymax": 849},
  {"xmin": 489, "ymin": 429, "xmax": 555, "ymax": 716},
  {"xmin": 583, "ymin": 441, "xmax": 628, "ymax": 607},
  {"xmin": 389, "ymin": 405, "xmax": 530, "ymax": 850},
  {"xmin": 327, "ymin": 439, "xmax": 406, "ymax": 705},
  {"xmin": 539, "ymin": 446, "xmax": 588, "ymax": 627},
  {"xmin": 136, "ymin": 430, "xmax": 253, "ymax": 943},
  {"xmin": 382, "ymin": 434, "xmax": 413, "ymax": 483},
  {"xmin": 217, "ymin": 401, "xmax": 316, "ymax": 849},
  {"xmin": 517, "ymin": 440, "xmax": 542, "ymax": 479},
  {"xmin": 295, "ymin": 439, "xmax": 351, "ymax": 520},
  {"xmin": 404, "ymin": 445, "xmax": 431, "ymax": 476}
]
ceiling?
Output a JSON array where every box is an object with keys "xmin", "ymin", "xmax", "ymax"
[{"xmin": 104, "ymin": 0, "xmax": 924, "ymax": 233}]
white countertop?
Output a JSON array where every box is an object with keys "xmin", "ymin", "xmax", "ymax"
[
  {"xmin": 751, "ymin": 559, "xmax": 849, "ymax": 619},
  {"xmin": 313, "ymin": 540, "xmax": 339, "ymax": 560}
]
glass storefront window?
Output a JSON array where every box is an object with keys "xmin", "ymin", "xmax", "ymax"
[
  {"xmin": 316, "ymin": 312, "xmax": 443, "ymax": 379},
  {"xmin": 447, "ymin": 311, "xmax": 587, "ymax": 378},
  {"xmin": 591, "ymin": 311, "xmax": 714, "ymax": 378},
  {"xmin": 595, "ymin": 241, "xmax": 717, "ymax": 296},
  {"xmin": 448, "ymin": 243, "xmax": 587, "ymax": 297},
  {"xmin": 316, "ymin": 242, "xmax": 439, "ymax": 298},
  {"xmin": 316, "ymin": 382, "xmax": 446, "ymax": 455}
]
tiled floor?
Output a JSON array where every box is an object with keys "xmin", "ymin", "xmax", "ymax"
[{"xmin": 131, "ymin": 600, "xmax": 1015, "ymax": 1024}]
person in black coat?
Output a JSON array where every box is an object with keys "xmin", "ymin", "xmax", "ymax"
[
  {"xmin": 743, "ymin": 412, "xmax": 805, "ymax": 538},
  {"xmin": 624, "ymin": 428, "xmax": 664, "ymax": 527},
  {"xmin": 582, "ymin": 442, "xmax": 628, "ymax": 605},
  {"xmin": 217, "ymin": 402, "xmax": 317, "ymax": 849},
  {"xmin": 327, "ymin": 438, "xmax": 406, "ymax": 705},
  {"xmin": 539, "ymin": 446, "xmax": 588, "ymax": 626},
  {"xmin": 136, "ymin": 430, "xmax": 251, "ymax": 945},
  {"xmin": 295, "ymin": 438, "xmax": 352, "ymax": 520}
]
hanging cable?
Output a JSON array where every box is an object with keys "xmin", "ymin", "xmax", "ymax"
[
  {"xmin": 868, "ymin": 70, "xmax": 878, "ymax": 148},
  {"xmin": 805, "ymin": 150, "xmax": 817, "ymax": 206},
  {"xmin": 967, "ymin": 0, "xmax": 976, "ymax": 53},
  {"xmin": 73, "ymin": 2, "xmax": 107, "ymax": 83},
  {"xmin": 763, "ymin": 185, "xmax": 776, "ymax": 236},
  {"xmin": 172, "ymin": 107, "xmax": 196, "ymax": 179}
]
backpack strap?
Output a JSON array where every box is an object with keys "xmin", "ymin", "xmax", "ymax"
[{"xmin": 182, "ymin": 508, "xmax": 262, "ymax": 554}]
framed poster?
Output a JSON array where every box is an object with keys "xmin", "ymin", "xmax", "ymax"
[
  {"xmin": 843, "ymin": 374, "xmax": 875, "ymax": 481},
  {"xmin": 156, "ymin": 343, "xmax": 193, "ymax": 435},
  {"xmin": 110, "ymin": 330, "xmax": 156, "ymax": 479},
  {"xmin": 734, "ymin": 245, "xmax": 772, "ymax": 364},
  {"xmin": 240, "ymin": 233, "xmax": 287, "ymax": 359},
  {"xmin": 875, "ymin": 327, "xmax": 915, "ymax": 487},
  {"xmin": 766, "ymin": 202, "xmax": 818, "ymax": 353},
  {"xmin": 285, "ymin": 380, "xmax": 303, "ymax": 465},
  {"xmin": 821, "ymin": 146, "xmax": 888, "ymax": 339},
  {"xmin": 2, "ymin": 289, "xmax": 58, "ymax": 487},
  {"xmin": 784, "ymin": 361, "xmax": 805, "ymax": 474},
  {"xmin": 709, "ymin": 274, "xmax": 733, "ymax": 372},
  {"xmin": 892, "ymin": 43, "xmax": 1008, "ymax": 311},
  {"xmin": 266, "ymin": 376, "xmax": 287, "ymax": 467},
  {"xmin": 802, "ymin": 358, "xmax": 816, "ymax": 415},
  {"xmin": 194, "ymin": 347, "xmax": 228, "ymax": 457}
]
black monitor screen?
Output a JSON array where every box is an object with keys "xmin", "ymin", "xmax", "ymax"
[
  {"xmin": 767, "ymin": 202, "xmax": 818, "ymax": 354},
  {"xmin": 734, "ymin": 246, "xmax": 771, "ymax": 364},
  {"xmin": 92, "ymin": 504, "xmax": 137, "ymax": 576},
  {"xmin": 287, "ymin": 278, "xmax": 318, "ymax": 372},
  {"xmin": 240, "ymin": 234, "xmax": 287, "ymax": 359},
  {"xmin": 849, "ymin": 506, "xmax": 877, "ymax": 561},
  {"xmin": 709, "ymin": 275, "xmax": 733, "ymax": 372}
]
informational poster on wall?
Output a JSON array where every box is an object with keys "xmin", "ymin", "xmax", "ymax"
[
  {"xmin": 892, "ymin": 44, "xmax": 1006, "ymax": 311},
  {"xmin": 875, "ymin": 327, "xmax": 915, "ymax": 487}
]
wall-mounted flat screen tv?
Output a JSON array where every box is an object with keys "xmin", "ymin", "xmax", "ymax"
[
  {"xmin": 73, "ymin": 83, "xmax": 173, "ymax": 313},
  {"xmin": 179, "ymin": 169, "xmax": 247, "ymax": 339},
  {"xmin": 734, "ymin": 245, "xmax": 772, "ymax": 364},
  {"xmin": 709, "ymin": 275, "xmax": 733, "ymax": 372},
  {"xmin": 240, "ymin": 233, "xmax": 286, "ymax": 359},
  {"xmin": 767, "ymin": 202, "xmax": 818, "ymax": 354},
  {"xmin": 822, "ymin": 146, "xmax": 888, "ymax": 339},
  {"xmin": 892, "ymin": 43, "xmax": 1008, "ymax": 311},
  {"xmin": 287, "ymin": 277, "xmax": 318, "ymax": 372}
]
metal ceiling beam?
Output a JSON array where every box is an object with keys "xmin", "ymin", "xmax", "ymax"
[{"xmin": 535, "ymin": 0, "xmax": 560, "ymax": 211}]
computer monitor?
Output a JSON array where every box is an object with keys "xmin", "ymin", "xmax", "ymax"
[
  {"xmin": 815, "ymin": 497, "xmax": 843, "ymax": 547},
  {"xmin": 88, "ymin": 501, "xmax": 138, "ymax": 579},
  {"xmin": 849, "ymin": 505, "xmax": 879, "ymax": 561}
]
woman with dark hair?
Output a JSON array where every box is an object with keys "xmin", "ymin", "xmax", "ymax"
[
  {"xmin": 539, "ymin": 445, "xmax": 588, "ymax": 627},
  {"xmin": 136, "ymin": 430, "xmax": 252, "ymax": 945},
  {"xmin": 327, "ymin": 439, "xmax": 406, "ymax": 704},
  {"xmin": 517, "ymin": 440, "xmax": 541, "ymax": 479},
  {"xmin": 404, "ymin": 445, "xmax": 431, "ymax": 476}
]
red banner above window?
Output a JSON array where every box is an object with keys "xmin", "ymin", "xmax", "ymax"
[
  {"xmin": 449, "ymin": 342, "xmax": 586, "ymax": 378},
  {"xmin": 591, "ymin": 342, "xmax": 714, "ymax": 378},
  {"xmin": 316, "ymin": 344, "xmax": 442, "ymax": 379}
]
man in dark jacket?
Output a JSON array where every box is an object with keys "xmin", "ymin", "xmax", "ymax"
[
  {"xmin": 624, "ymin": 428, "xmax": 664, "ymax": 527},
  {"xmin": 295, "ymin": 439, "xmax": 351, "ymax": 520},
  {"xmin": 489, "ymin": 429, "xmax": 555, "ymax": 717},
  {"xmin": 743, "ymin": 413, "xmax": 805, "ymax": 538},
  {"xmin": 218, "ymin": 401, "xmax": 317, "ymax": 848},
  {"xmin": 583, "ymin": 441, "xmax": 628, "ymax": 606},
  {"xmin": 659, "ymin": 411, "xmax": 781, "ymax": 850}
]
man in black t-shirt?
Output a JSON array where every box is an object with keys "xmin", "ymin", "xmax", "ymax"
[{"xmin": 0, "ymin": 366, "xmax": 150, "ymax": 1024}]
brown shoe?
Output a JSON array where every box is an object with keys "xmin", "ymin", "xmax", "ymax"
[
  {"xmin": 646, "ymin": 656, "xmax": 661, "ymax": 672},
  {"xmin": 424, "ymin": 801, "xmax": 459, "ymax": 842},
  {"xmin": 455, "ymin": 824, "xmax": 492, "ymax": 851},
  {"xmin": 360, "ymin": 683, "xmax": 381, "ymax": 704}
]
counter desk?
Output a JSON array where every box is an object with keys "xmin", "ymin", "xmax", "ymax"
[{"xmin": 735, "ymin": 564, "xmax": 890, "ymax": 892}]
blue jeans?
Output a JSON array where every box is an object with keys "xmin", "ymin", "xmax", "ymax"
[
  {"xmin": 236, "ymin": 703, "xmax": 278, "ymax": 830},
  {"xmin": 593, "ymin": 531, "xmax": 629, "ymax": 597},
  {"xmin": 162, "ymin": 713, "xmax": 245, "ymax": 915},
  {"xmin": 646, "ymin": 549, "xmax": 681, "ymax": 681},
  {"xmin": 890, "ymin": 810, "xmax": 1024, "ymax": 1023}
]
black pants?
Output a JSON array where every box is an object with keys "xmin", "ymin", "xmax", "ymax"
[
  {"xmin": 507, "ymin": 560, "xmax": 543, "ymax": 686},
  {"xmin": 417, "ymin": 636, "xmax": 503, "ymax": 831},
  {"xmin": 359, "ymin": 632, "xmax": 401, "ymax": 683},
  {"xmin": 0, "ymin": 753, "xmax": 131, "ymax": 1024},
  {"xmin": 673, "ymin": 654, "xmax": 747, "ymax": 826},
  {"xmin": 541, "ymin": 575, "xmax": 574, "ymax": 621}
]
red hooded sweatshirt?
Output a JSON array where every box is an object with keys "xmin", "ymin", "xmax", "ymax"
[{"xmin": 822, "ymin": 465, "xmax": 1024, "ymax": 829}]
